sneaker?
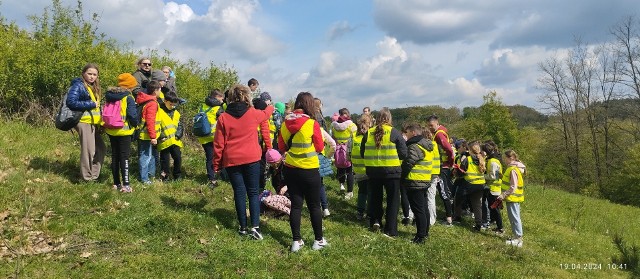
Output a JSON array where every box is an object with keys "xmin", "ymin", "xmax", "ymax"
[
  {"xmin": 340, "ymin": 184, "xmax": 345, "ymax": 191},
  {"xmin": 411, "ymin": 236, "xmax": 426, "ymax": 244},
  {"xmin": 382, "ymin": 233, "xmax": 396, "ymax": 239},
  {"xmin": 120, "ymin": 185, "xmax": 132, "ymax": 193},
  {"xmin": 250, "ymin": 227, "xmax": 263, "ymax": 240},
  {"xmin": 208, "ymin": 180, "xmax": 218, "ymax": 189},
  {"xmin": 472, "ymin": 225, "xmax": 482, "ymax": 232},
  {"xmin": 441, "ymin": 220, "xmax": 453, "ymax": 227},
  {"xmin": 323, "ymin": 209, "xmax": 331, "ymax": 217},
  {"xmin": 112, "ymin": 184, "xmax": 121, "ymax": 191},
  {"xmin": 312, "ymin": 238, "xmax": 328, "ymax": 250},
  {"xmin": 401, "ymin": 217, "xmax": 411, "ymax": 226},
  {"xmin": 481, "ymin": 223, "xmax": 490, "ymax": 230},
  {"xmin": 493, "ymin": 228, "xmax": 505, "ymax": 235},
  {"xmin": 356, "ymin": 212, "xmax": 366, "ymax": 220},
  {"xmin": 142, "ymin": 180, "xmax": 152, "ymax": 185},
  {"xmin": 238, "ymin": 227, "xmax": 248, "ymax": 236},
  {"xmin": 371, "ymin": 222, "xmax": 381, "ymax": 232},
  {"xmin": 506, "ymin": 238, "xmax": 523, "ymax": 248},
  {"xmin": 291, "ymin": 240, "xmax": 304, "ymax": 252},
  {"xmin": 344, "ymin": 192, "xmax": 353, "ymax": 200}
]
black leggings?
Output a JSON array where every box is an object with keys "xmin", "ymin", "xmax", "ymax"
[
  {"xmin": 337, "ymin": 166, "xmax": 354, "ymax": 192},
  {"xmin": 486, "ymin": 193, "xmax": 504, "ymax": 229},
  {"xmin": 160, "ymin": 145, "xmax": 182, "ymax": 180},
  {"xmin": 368, "ymin": 176, "xmax": 400, "ymax": 236},
  {"xmin": 109, "ymin": 135, "xmax": 132, "ymax": 186},
  {"xmin": 285, "ymin": 166, "xmax": 323, "ymax": 241},
  {"xmin": 201, "ymin": 142, "xmax": 215, "ymax": 181}
]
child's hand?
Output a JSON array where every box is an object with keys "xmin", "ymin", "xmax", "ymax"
[
  {"xmin": 279, "ymin": 185, "xmax": 288, "ymax": 195},
  {"xmin": 151, "ymin": 139, "xmax": 158, "ymax": 145}
]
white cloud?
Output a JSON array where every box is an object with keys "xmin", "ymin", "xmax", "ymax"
[{"xmin": 327, "ymin": 20, "xmax": 357, "ymax": 41}]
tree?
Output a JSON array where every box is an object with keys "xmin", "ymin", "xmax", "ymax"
[{"xmin": 455, "ymin": 91, "xmax": 519, "ymax": 149}]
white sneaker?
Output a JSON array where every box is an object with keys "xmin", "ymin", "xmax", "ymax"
[
  {"xmin": 312, "ymin": 238, "xmax": 328, "ymax": 250},
  {"xmin": 323, "ymin": 209, "xmax": 331, "ymax": 217},
  {"xmin": 340, "ymin": 184, "xmax": 345, "ymax": 191},
  {"xmin": 291, "ymin": 240, "xmax": 304, "ymax": 252},
  {"xmin": 506, "ymin": 238, "xmax": 523, "ymax": 248},
  {"xmin": 344, "ymin": 192, "xmax": 353, "ymax": 200}
]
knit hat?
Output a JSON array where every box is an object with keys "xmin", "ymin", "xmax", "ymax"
[
  {"xmin": 117, "ymin": 73, "xmax": 138, "ymax": 89},
  {"xmin": 151, "ymin": 70, "xmax": 167, "ymax": 81},
  {"xmin": 274, "ymin": 102, "xmax": 285, "ymax": 115},
  {"xmin": 265, "ymin": 149, "xmax": 282, "ymax": 164},
  {"xmin": 259, "ymin": 92, "xmax": 272, "ymax": 101}
]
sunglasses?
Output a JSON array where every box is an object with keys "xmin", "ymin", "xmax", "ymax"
[{"xmin": 141, "ymin": 63, "xmax": 152, "ymax": 66}]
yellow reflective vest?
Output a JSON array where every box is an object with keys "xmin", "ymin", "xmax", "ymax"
[
  {"xmin": 431, "ymin": 140, "xmax": 441, "ymax": 176},
  {"xmin": 501, "ymin": 165, "xmax": 524, "ymax": 202},
  {"xmin": 433, "ymin": 129, "xmax": 450, "ymax": 166},
  {"xmin": 157, "ymin": 109, "xmax": 183, "ymax": 151},
  {"xmin": 363, "ymin": 125, "xmax": 401, "ymax": 167},
  {"xmin": 105, "ymin": 95, "xmax": 135, "ymax": 137},
  {"xmin": 281, "ymin": 119, "xmax": 319, "ymax": 169},
  {"xmin": 487, "ymin": 158, "xmax": 503, "ymax": 194},
  {"xmin": 351, "ymin": 134, "xmax": 365, "ymax": 174},
  {"xmin": 79, "ymin": 86, "xmax": 101, "ymax": 125},
  {"xmin": 138, "ymin": 101, "xmax": 161, "ymax": 140},
  {"xmin": 196, "ymin": 104, "xmax": 222, "ymax": 145},
  {"xmin": 464, "ymin": 156, "xmax": 486, "ymax": 185},
  {"xmin": 407, "ymin": 144, "xmax": 433, "ymax": 181},
  {"xmin": 332, "ymin": 123, "xmax": 356, "ymax": 144}
]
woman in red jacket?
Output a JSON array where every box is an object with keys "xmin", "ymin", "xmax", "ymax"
[{"xmin": 213, "ymin": 84, "xmax": 274, "ymax": 240}]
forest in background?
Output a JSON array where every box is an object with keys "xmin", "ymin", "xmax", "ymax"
[{"xmin": 1, "ymin": 0, "xmax": 640, "ymax": 206}]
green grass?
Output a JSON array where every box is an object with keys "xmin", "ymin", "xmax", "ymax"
[{"xmin": 1, "ymin": 120, "xmax": 639, "ymax": 278}]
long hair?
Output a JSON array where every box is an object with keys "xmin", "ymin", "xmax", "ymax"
[
  {"xmin": 81, "ymin": 63, "xmax": 101, "ymax": 101},
  {"xmin": 482, "ymin": 140, "xmax": 501, "ymax": 160},
  {"xmin": 504, "ymin": 149, "xmax": 520, "ymax": 162},
  {"xmin": 469, "ymin": 140, "xmax": 486, "ymax": 173},
  {"xmin": 226, "ymin": 84, "xmax": 252, "ymax": 106},
  {"xmin": 373, "ymin": 107, "xmax": 392, "ymax": 148},
  {"xmin": 294, "ymin": 92, "xmax": 316, "ymax": 116},
  {"xmin": 356, "ymin": 114, "xmax": 372, "ymax": 136}
]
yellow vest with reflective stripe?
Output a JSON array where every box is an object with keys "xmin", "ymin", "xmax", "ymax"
[
  {"xmin": 433, "ymin": 129, "xmax": 450, "ymax": 165},
  {"xmin": 79, "ymin": 86, "xmax": 101, "ymax": 125},
  {"xmin": 464, "ymin": 156, "xmax": 486, "ymax": 185},
  {"xmin": 501, "ymin": 165, "xmax": 524, "ymax": 202},
  {"xmin": 351, "ymin": 134, "xmax": 365, "ymax": 174},
  {"xmin": 282, "ymin": 119, "xmax": 319, "ymax": 169},
  {"xmin": 431, "ymin": 140, "xmax": 441, "ymax": 175},
  {"xmin": 138, "ymin": 101, "xmax": 161, "ymax": 140},
  {"xmin": 332, "ymin": 123, "xmax": 356, "ymax": 144},
  {"xmin": 157, "ymin": 109, "xmax": 183, "ymax": 151},
  {"xmin": 363, "ymin": 125, "xmax": 401, "ymax": 167},
  {"xmin": 487, "ymin": 158, "xmax": 503, "ymax": 193},
  {"xmin": 407, "ymin": 144, "xmax": 432, "ymax": 181},
  {"xmin": 257, "ymin": 116, "xmax": 276, "ymax": 148},
  {"xmin": 105, "ymin": 96, "xmax": 135, "ymax": 136},
  {"xmin": 196, "ymin": 104, "xmax": 222, "ymax": 144}
]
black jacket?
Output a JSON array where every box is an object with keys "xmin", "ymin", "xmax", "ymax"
[
  {"xmin": 360, "ymin": 126, "xmax": 407, "ymax": 179},
  {"xmin": 401, "ymin": 135, "xmax": 434, "ymax": 190}
]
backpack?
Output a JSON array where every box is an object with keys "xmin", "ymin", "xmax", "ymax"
[
  {"xmin": 334, "ymin": 142, "xmax": 351, "ymax": 168},
  {"xmin": 193, "ymin": 106, "xmax": 214, "ymax": 137},
  {"xmin": 55, "ymin": 92, "xmax": 83, "ymax": 131},
  {"xmin": 102, "ymin": 100, "xmax": 124, "ymax": 129}
]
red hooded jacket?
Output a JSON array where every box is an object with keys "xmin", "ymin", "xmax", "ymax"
[{"xmin": 135, "ymin": 92, "xmax": 159, "ymax": 140}]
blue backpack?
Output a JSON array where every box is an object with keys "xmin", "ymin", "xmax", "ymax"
[{"xmin": 193, "ymin": 106, "xmax": 214, "ymax": 137}]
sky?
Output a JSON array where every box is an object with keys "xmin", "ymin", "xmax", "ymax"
[{"xmin": 1, "ymin": 0, "xmax": 637, "ymax": 115}]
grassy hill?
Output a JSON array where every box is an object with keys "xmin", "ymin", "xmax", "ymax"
[{"xmin": 1, "ymin": 120, "xmax": 639, "ymax": 278}]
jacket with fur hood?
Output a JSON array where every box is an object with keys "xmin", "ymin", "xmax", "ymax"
[{"xmin": 401, "ymin": 135, "xmax": 434, "ymax": 190}]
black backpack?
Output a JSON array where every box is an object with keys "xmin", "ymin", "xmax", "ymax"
[{"xmin": 55, "ymin": 92, "xmax": 83, "ymax": 131}]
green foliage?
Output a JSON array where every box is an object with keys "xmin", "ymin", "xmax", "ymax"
[
  {"xmin": 0, "ymin": 0, "xmax": 238, "ymax": 126},
  {"xmin": 508, "ymin": 104, "xmax": 549, "ymax": 128},
  {"xmin": 612, "ymin": 233, "xmax": 640, "ymax": 277},
  {"xmin": 602, "ymin": 143, "xmax": 640, "ymax": 206},
  {"xmin": 455, "ymin": 91, "xmax": 519, "ymax": 148}
]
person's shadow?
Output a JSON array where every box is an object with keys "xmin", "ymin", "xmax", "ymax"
[{"xmin": 28, "ymin": 156, "xmax": 81, "ymax": 183}]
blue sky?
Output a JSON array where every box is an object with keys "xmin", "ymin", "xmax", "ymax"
[{"xmin": 2, "ymin": 0, "xmax": 637, "ymax": 114}]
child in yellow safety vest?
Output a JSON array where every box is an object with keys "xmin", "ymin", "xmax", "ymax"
[
  {"xmin": 157, "ymin": 92, "xmax": 184, "ymax": 182},
  {"xmin": 197, "ymin": 89, "xmax": 225, "ymax": 188},
  {"xmin": 500, "ymin": 149, "xmax": 526, "ymax": 248},
  {"xmin": 453, "ymin": 140, "xmax": 486, "ymax": 231},
  {"xmin": 400, "ymin": 123, "xmax": 435, "ymax": 244},
  {"xmin": 136, "ymin": 80, "xmax": 161, "ymax": 184},
  {"xmin": 350, "ymin": 114, "xmax": 372, "ymax": 220},
  {"xmin": 482, "ymin": 141, "xmax": 504, "ymax": 234}
]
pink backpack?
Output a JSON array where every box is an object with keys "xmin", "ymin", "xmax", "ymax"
[
  {"xmin": 334, "ymin": 143, "xmax": 351, "ymax": 168},
  {"xmin": 102, "ymin": 100, "xmax": 124, "ymax": 129}
]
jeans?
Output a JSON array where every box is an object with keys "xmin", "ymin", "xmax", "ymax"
[
  {"xmin": 108, "ymin": 135, "xmax": 132, "ymax": 186},
  {"xmin": 201, "ymin": 142, "xmax": 215, "ymax": 181},
  {"xmin": 407, "ymin": 188, "xmax": 429, "ymax": 238},
  {"xmin": 160, "ymin": 145, "xmax": 182, "ymax": 180},
  {"xmin": 506, "ymin": 202, "xmax": 523, "ymax": 238},
  {"xmin": 227, "ymin": 161, "xmax": 261, "ymax": 229},
  {"xmin": 285, "ymin": 166, "xmax": 323, "ymax": 241},
  {"xmin": 356, "ymin": 179, "xmax": 369, "ymax": 214},
  {"xmin": 368, "ymin": 177, "xmax": 400, "ymax": 236},
  {"xmin": 138, "ymin": 140, "xmax": 156, "ymax": 183},
  {"xmin": 337, "ymin": 166, "xmax": 354, "ymax": 192}
]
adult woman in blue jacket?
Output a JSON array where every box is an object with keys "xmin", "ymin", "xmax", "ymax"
[{"xmin": 66, "ymin": 63, "xmax": 105, "ymax": 182}]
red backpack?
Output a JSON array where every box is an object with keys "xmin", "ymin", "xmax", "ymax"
[{"xmin": 102, "ymin": 100, "xmax": 124, "ymax": 129}]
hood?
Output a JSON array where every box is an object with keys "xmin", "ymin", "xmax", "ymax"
[
  {"xmin": 284, "ymin": 110, "xmax": 312, "ymax": 134},
  {"xmin": 331, "ymin": 119, "xmax": 353, "ymax": 131},
  {"xmin": 136, "ymin": 69, "xmax": 151, "ymax": 77},
  {"xmin": 136, "ymin": 91, "xmax": 156, "ymax": 104},
  {"xmin": 225, "ymin": 102, "xmax": 249, "ymax": 118},
  {"xmin": 70, "ymin": 77, "xmax": 85, "ymax": 87},
  {"xmin": 105, "ymin": 87, "xmax": 131, "ymax": 102},
  {"xmin": 509, "ymin": 161, "xmax": 527, "ymax": 174},
  {"xmin": 204, "ymin": 96, "xmax": 223, "ymax": 107},
  {"xmin": 407, "ymin": 135, "xmax": 433, "ymax": 151},
  {"xmin": 337, "ymin": 115, "xmax": 351, "ymax": 123},
  {"xmin": 434, "ymin": 125, "xmax": 449, "ymax": 135},
  {"xmin": 159, "ymin": 101, "xmax": 175, "ymax": 113}
]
